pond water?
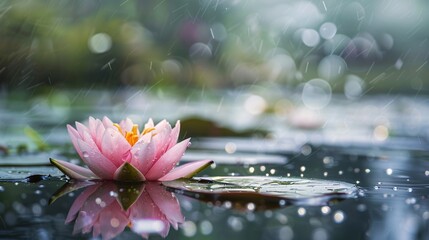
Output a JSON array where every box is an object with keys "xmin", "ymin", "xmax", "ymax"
[{"xmin": 1, "ymin": 91, "xmax": 429, "ymax": 240}]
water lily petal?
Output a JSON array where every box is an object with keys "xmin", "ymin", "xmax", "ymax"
[
  {"xmin": 50, "ymin": 158, "xmax": 98, "ymax": 180},
  {"xmin": 66, "ymin": 183, "xmax": 101, "ymax": 223},
  {"xmin": 145, "ymin": 183, "xmax": 184, "ymax": 229},
  {"xmin": 102, "ymin": 116, "xmax": 114, "ymax": 128},
  {"xmin": 145, "ymin": 138, "xmax": 190, "ymax": 180},
  {"xmin": 75, "ymin": 121, "xmax": 90, "ymax": 138},
  {"xmin": 67, "ymin": 125, "xmax": 83, "ymax": 157},
  {"xmin": 77, "ymin": 138, "xmax": 116, "ymax": 179},
  {"xmin": 114, "ymin": 162, "xmax": 146, "ymax": 182},
  {"xmin": 158, "ymin": 159, "xmax": 213, "ymax": 181},
  {"xmin": 98, "ymin": 203, "xmax": 129, "ymax": 240},
  {"xmin": 144, "ymin": 118, "xmax": 155, "ymax": 129},
  {"xmin": 167, "ymin": 120, "xmax": 180, "ymax": 150},
  {"xmin": 152, "ymin": 120, "xmax": 172, "ymax": 159},
  {"xmin": 88, "ymin": 117, "xmax": 97, "ymax": 136},
  {"xmin": 131, "ymin": 140, "xmax": 156, "ymax": 175},
  {"xmin": 101, "ymin": 128, "xmax": 131, "ymax": 167},
  {"xmin": 119, "ymin": 118, "xmax": 134, "ymax": 132}
]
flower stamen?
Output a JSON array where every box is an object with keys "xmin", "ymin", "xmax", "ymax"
[
  {"xmin": 114, "ymin": 123, "xmax": 140, "ymax": 146},
  {"xmin": 142, "ymin": 127, "xmax": 156, "ymax": 136}
]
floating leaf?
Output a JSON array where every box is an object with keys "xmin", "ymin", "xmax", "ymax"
[{"xmin": 163, "ymin": 176, "xmax": 357, "ymax": 210}]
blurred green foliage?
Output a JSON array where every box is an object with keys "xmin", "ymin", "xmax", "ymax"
[{"xmin": 0, "ymin": 0, "xmax": 428, "ymax": 93}]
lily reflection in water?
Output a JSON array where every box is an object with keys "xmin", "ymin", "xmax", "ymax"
[{"xmin": 58, "ymin": 181, "xmax": 184, "ymax": 239}]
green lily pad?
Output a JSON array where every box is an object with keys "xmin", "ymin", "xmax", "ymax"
[{"xmin": 163, "ymin": 176, "xmax": 357, "ymax": 210}]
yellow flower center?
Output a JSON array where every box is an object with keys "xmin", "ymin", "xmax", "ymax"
[{"xmin": 113, "ymin": 123, "xmax": 156, "ymax": 146}]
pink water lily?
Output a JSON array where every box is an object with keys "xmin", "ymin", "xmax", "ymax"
[{"xmin": 50, "ymin": 116, "xmax": 213, "ymax": 182}]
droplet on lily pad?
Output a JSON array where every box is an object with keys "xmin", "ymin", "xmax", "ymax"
[{"xmin": 163, "ymin": 176, "xmax": 357, "ymax": 210}]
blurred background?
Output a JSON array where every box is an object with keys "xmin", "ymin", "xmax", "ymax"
[
  {"xmin": 1, "ymin": 1, "xmax": 429, "ymax": 240},
  {"xmin": 1, "ymin": 0, "xmax": 428, "ymax": 94}
]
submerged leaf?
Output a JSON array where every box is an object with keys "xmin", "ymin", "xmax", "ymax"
[{"xmin": 163, "ymin": 176, "xmax": 357, "ymax": 210}]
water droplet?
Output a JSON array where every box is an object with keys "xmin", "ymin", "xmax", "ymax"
[
  {"xmin": 297, "ymin": 207, "xmax": 306, "ymax": 216},
  {"xmin": 32, "ymin": 204, "xmax": 42, "ymax": 216},
  {"xmin": 260, "ymin": 166, "xmax": 266, "ymax": 172},
  {"xmin": 244, "ymin": 94, "xmax": 267, "ymax": 115},
  {"xmin": 322, "ymin": 156, "xmax": 334, "ymax": 165},
  {"xmin": 227, "ymin": 216, "xmax": 243, "ymax": 231},
  {"xmin": 386, "ymin": 168, "xmax": 393, "ymax": 175},
  {"xmin": 321, "ymin": 206, "xmax": 331, "ymax": 215},
  {"xmin": 301, "ymin": 145, "xmax": 312, "ymax": 155},
  {"xmin": 313, "ymin": 228, "xmax": 328, "ymax": 240},
  {"xmin": 278, "ymin": 226, "xmax": 294, "ymax": 240},
  {"xmin": 393, "ymin": 187, "xmax": 398, "ymax": 191},
  {"xmin": 110, "ymin": 218, "xmax": 120, "ymax": 228},
  {"xmin": 333, "ymin": 211, "xmax": 345, "ymax": 223},
  {"xmin": 357, "ymin": 204, "xmax": 367, "ymax": 212},
  {"xmin": 0, "ymin": 186, "xmax": 4, "ymax": 192},
  {"xmin": 82, "ymin": 152, "xmax": 90, "ymax": 159},
  {"xmin": 301, "ymin": 29, "xmax": 320, "ymax": 47},
  {"xmin": 425, "ymin": 170, "xmax": 429, "ymax": 176},
  {"xmin": 365, "ymin": 169, "xmax": 371, "ymax": 174},
  {"xmin": 319, "ymin": 22, "xmax": 337, "ymax": 39},
  {"xmin": 246, "ymin": 203, "xmax": 255, "ymax": 211},
  {"xmin": 344, "ymin": 75, "xmax": 365, "ymax": 99},
  {"xmin": 405, "ymin": 198, "xmax": 416, "ymax": 205},
  {"xmin": 318, "ymin": 55, "xmax": 346, "ymax": 81},
  {"xmin": 225, "ymin": 142, "xmax": 237, "ymax": 154},
  {"xmin": 88, "ymin": 33, "xmax": 112, "ymax": 54},
  {"xmin": 300, "ymin": 166, "xmax": 306, "ymax": 172},
  {"xmin": 302, "ymin": 79, "xmax": 332, "ymax": 110},
  {"xmin": 200, "ymin": 220, "xmax": 213, "ymax": 235},
  {"xmin": 408, "ymin": 188, "xmax": 413, "ymax": 192}
]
